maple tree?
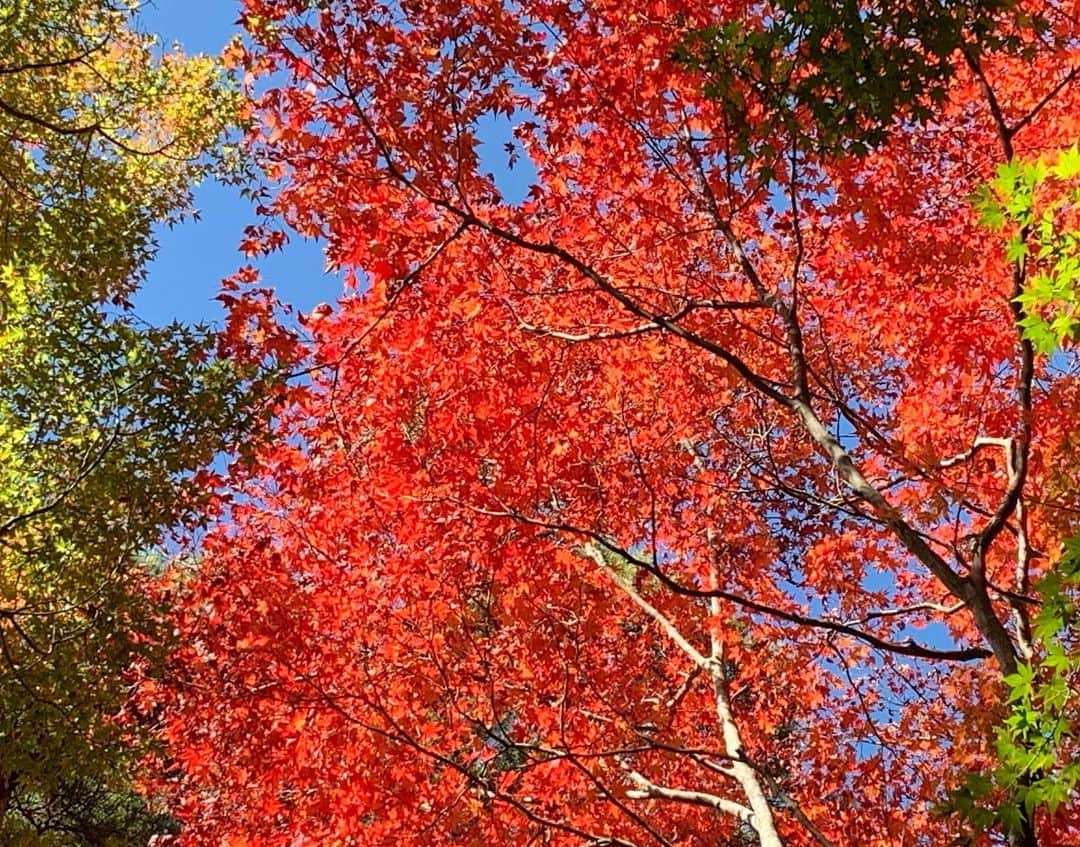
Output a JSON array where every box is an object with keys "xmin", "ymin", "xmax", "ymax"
[
  {"xmin": 161, "ymin": 1, "xmax": 1080, "ymax": 846},
  {"xmin": 0, "ymin": 1, "xmax": 267, "ymax": 842}
]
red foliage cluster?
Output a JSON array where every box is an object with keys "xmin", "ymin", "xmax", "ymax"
[{"xmin": 159, "ymin": 2, "xmax": 1080, "ymax": 845}]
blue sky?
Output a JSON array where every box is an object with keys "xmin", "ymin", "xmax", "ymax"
[{"xmin": 135, "ymin": 0, "xmax": 343, "ymax": 327}]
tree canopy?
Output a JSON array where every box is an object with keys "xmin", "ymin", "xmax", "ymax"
[
  {"xmin": 150, "ymin": 1, "xmax": 1080, "ymax": 845},
  {"xmin": 4, "ymin": 1, "xmax": 1079, "ymax": 846}
]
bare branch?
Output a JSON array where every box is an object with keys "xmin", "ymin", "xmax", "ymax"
[{"xmin": 622, "ymin": 768, "xmax": 754, "ymax": 822}]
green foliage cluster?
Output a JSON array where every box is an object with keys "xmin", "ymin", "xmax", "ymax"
[
  {"xmin": 0, "ymin": 1, "xmax": 269, "ymax": 842},
  {"xmin": 0, "ymin": 0, "xmax": 248, "ymax": 306},
  {"xmin": 950, "ymin": 145, "xmax": 1080, "ymax": 839},
  {"xmin": 953, "ymin": 538, "xmax": 1080, "ymax": 835},
  {"xmin": 675, "ymin": 0, "xmax": 1024, "ymax": 159},
  {"xmin": 973, "ymin": 148, "xmax": 1080, "ymax": 353},
  {"xmin": 0, "ymin": 778, "xmax": 178, "ymax": 846},
  {"xmin": 0, "ymin": 269, "xmax": 264, "ymax": 843}
]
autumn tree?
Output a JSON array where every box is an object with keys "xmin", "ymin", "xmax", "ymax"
[
  {"xmin": 163, "ymin": 1, "xmax": 1080, "ymax": 846},
  {"xmin": 0, "ymin": 1, "xmax": 269, "ymax": 842}
]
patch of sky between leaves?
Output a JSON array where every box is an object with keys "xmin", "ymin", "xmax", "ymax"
[
  {"xmin": 476, "ymin": 112, "xmax": 537, "ymax": 206},
  {"xmin": 135, "ymin": 178, "xmax": 346, "ymax": 326},
  {"xmin": 134, "ymin": 0, "xmax": 348, "ymax": 327},
  {"xmin": 136, "ymin": 5, "xmax": 540, "ymax": 327}
]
